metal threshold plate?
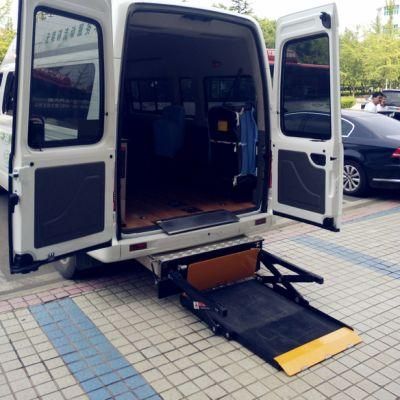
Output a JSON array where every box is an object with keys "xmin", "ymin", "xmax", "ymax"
[{"xmin": 157, "ymin": 210, "xmax": 239, "ymax": 235}]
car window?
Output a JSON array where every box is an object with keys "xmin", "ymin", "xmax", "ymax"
[
  {"xmin": 341, "ymin": 119, "xmax": 354, "ymax": 137},
  {"xmin": 0, "ymin": 73, "xmax": 3, "ymax": 88},
  {"xmin": 383, "ymin": 91, "xmax": 400, "ymax": 106},
  {"xmin": 130, "ymin": 78, "xmax": 173, "ymax": 113},
  {"xmin": 180, "ymin": 78, "xmax": 195, "ymax": 116},
  {"xmin": 204, "ymin": 76, "xmax": 255, "ymax": 110}
]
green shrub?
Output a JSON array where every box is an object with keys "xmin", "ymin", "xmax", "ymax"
[{"xmin": 341, "ymin": 96, "xmax": 356, "ymax": 109}]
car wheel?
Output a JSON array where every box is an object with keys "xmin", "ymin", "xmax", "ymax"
[
  {"xmin": 54, "ymin": 253, "xmax": 97, "ymax": 279},
  {"xmin": 343, "ymin": 160, "xmax": 368, "ymax": 196}
]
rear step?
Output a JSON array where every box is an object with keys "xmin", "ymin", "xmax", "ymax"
[{"xmin": 167, "ymin": 248, "xmax": 362, "ymax": 376}]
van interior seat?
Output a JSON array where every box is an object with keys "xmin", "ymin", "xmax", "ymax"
[{"xmin": 153, "ymin": 105, "xmax": 186, "ymax": 158}]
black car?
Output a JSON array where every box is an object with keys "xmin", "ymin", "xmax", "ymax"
[
  {"xmin": 284, "ymin": 110, "xmax": 400, "ymax": 196},
  {"xmin": 341, "ymin": 110, "xmax": 400, "ymax": 195}
]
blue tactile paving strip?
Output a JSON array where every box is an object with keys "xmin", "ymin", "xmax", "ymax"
[
  {"xmin": 344, "ymin": 206, "xmax": 400, "ymax": 225},
  {"xmin": 30, "ymin": 298, "xmax": 161, "ymax": 400},
  {"xmin": 293, "ymin": 235, "xmax": 400, "ymax": 279}
]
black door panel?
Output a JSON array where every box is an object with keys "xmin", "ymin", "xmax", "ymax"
[
  {"xmin": 34, "ymin": 163, "xmax": 105, "ymax": 248},
  {"xmin": 278, "ymin": 150, "xmax": 325, "ymax": 214}
]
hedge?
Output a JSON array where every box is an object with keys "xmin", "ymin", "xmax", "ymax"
[{"xmin": 341, "ymin": 96, "xmax": 356, "ymax": 109}]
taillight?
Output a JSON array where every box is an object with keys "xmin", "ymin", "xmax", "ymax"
[
  {"xmin": 129, "ymin": 243, "xmax": 147, "ymax": 252},
  {"xmin": 392, "ymin": 148, "xmax": 400, "ymax": 158}
]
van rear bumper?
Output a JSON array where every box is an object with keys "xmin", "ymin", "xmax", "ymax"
[{"xmin": 88, "ymin": 213, "xmax": 271, "ymax": 263}]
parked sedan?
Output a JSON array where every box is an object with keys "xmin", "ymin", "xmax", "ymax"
[
  {"xmin": 284, "ymin": 110, "xmax": 400, "ymax": 196},
  {"xmin": 341, "ymin": 110, "xmax": 400, "ymax": 195}
]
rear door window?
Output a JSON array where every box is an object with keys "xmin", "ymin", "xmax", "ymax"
[
  {"xmin": 281, "ymin": 34, "xmax": 331, "ymax": 139},
  {"xmin": 28, "ymin": 10, "xmax": 104, "ymax": 148}
]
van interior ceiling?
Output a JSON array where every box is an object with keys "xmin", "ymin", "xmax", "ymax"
[{"xmin": 119, "ymin": 10, "xmax": 266, "ymax": 232}]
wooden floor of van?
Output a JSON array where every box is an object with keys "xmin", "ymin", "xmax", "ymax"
[{"xmin": 122, "ymin": 189, "xmax": 254, "ymax": 230}]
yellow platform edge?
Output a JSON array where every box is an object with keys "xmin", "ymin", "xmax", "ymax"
[{"xmin": 274, "ymin": 327, "xmax": 362, "ymax": 376}]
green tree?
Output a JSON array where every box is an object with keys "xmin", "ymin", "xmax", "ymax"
[
  {"xmin": 255, "ymin": 17, "xmax": 276, "ymax": 48},
  {"xmin": 340, "ymin": 29, "xmax": 366, "ymax": 95},
  {"xmin": 0, "ymin": 0, "xmax": 15, "ymax": 63},
  {"xmin": 213, "ymin": 0, "xmax": 252, "ymax": 15},
  {"xmin": 229, "ymin": 0, "xmax": 252, "ymax": 14}
]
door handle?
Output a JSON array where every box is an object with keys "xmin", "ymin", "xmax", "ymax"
[{"xmin": 310, "ymin": 153, "xmax": 326, "ymax": 166}]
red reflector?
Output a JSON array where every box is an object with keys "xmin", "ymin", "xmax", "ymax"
[
  {"xmin": 255, "ymin": 218, "xmax": 267, "ymax": 226},
  {"xmin": 392, "ymin": 148, "xmax": 400, "ymax": 158},
  {"xmin": 129, "ymin": 243, "xmax": 147, "ymax": 252}
]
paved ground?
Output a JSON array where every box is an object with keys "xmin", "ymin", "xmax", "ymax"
[
  {"xmin": 0, "ymin": 191, "xmax": 64, "ymax": 300},
  {"xmin": 0, "ymin": 191, "xmax": 400, "ymax": 399}
]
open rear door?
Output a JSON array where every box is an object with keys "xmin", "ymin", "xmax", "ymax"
[
  {"xmin": 271, "ymin": 4, "xmax": 342, "ymax": 231},
  {"xmin": 9, "ymin": 0, "xmax": 115, "ymax": 273}
]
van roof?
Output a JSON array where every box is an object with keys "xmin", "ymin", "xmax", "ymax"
[{"xmin": 1, "ymin": 1, "xmax": 258, "ymax": 71}]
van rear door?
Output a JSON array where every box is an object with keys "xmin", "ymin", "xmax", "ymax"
[
  {"xmin": 271, "ymin": 4, "xmax": 342, "ymax": 231},
  {"xmin": 9, "ymin": 0, "xmax": 115, "ymax": 273}
]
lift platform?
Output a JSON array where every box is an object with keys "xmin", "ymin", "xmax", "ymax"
[{"xmin": 144, "ymin": 237, "xmax": 361, "ymax": 376}]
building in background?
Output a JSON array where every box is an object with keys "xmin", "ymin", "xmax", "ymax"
[{"xmin": 377, "ymin": 1, "xmax": 400, "ymax": 29}]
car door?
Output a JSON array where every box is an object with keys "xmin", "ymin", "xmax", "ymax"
[
  {"xmin": 271, "ymin": 4, "xmax": 343, "ymax": 231},
  {"xmin": 9, "ymin": 0, "xmax": 115, "ymax": 273}
]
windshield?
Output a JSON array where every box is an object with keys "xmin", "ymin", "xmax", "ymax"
[{"xmin": 384, "ymin": 91, "xmax": 400, "ymax": 106}]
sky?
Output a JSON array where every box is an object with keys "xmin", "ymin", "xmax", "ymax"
[
  {"xmin": 6, "ymin": 0, "xmax": 386, "ymax": 32},
  {"xmin": 193, "ymin": 0, "xmax": 383, "ymax": 31}
]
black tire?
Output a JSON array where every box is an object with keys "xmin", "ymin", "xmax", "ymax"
[
  {"xmin": 343, "ymin": 160, "xmax": 368, "ymax": 196},
  {"xmin": 55, "ymin": 253, "xmax": 98, "ymax": 279}
]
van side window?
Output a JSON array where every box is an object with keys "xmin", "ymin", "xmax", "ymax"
[
  {"xmin": 0, "ymin": 73, "xmax": 3, "ymax": 87},
  {"xmin": 130, "ymin": 79, "xmax": 173, "ymax": 113},
  {"xmin": 204, "ymin": 76, "xmax": 255, "ymax": 110},
  {"xmin": 3, "ymin": 73, "xmax": 15, "ymax": 116},
  {"xmin": 180, "ymin": 78, "xmax": 195, "ymax": 116},
  {"xmin": 28, "ymin": 10, "xmax": 104, "ymax": 149},
  {"xmin": 281, "ymin": 34, "xmax": 331, "ymax": 140}
]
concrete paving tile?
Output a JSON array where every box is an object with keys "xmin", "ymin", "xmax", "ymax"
[
  {"xmin": 231, "ymin": 388, "xmax": 256, "ymax": 400},
  {"xmin": 14, "ymin": 388, "xmax": 37, "ymax": 400},
  {"xmin": 177, "ymin": 381, "xmax": 200, "ymax": 397}
]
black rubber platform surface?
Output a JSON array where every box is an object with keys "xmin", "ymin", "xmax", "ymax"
[{"xmin": 205, "ymin": 280, "xmax": 344, "ymax": 363}]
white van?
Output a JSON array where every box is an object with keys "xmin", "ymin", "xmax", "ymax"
[
  {"xmin": 3, "ymin": 0, "xmax": 342, "ymax": 278},
  {"xmin": 2, "ymin": 1, "xmax": 363, "ymax": 376}
]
